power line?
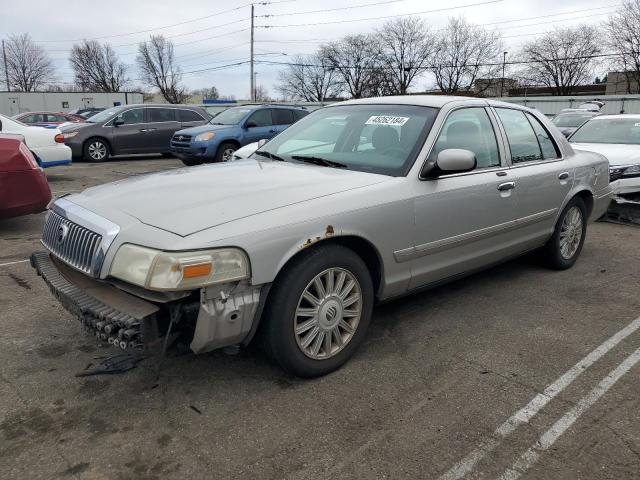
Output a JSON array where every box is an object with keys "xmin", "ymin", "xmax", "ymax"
[
  {"xmin": 257, "ymin": 0, "xmax": 413, "ymax": 18},
  {"xmin": 258, "ymin": 0, "xmax": 504, "ymax": 28}
]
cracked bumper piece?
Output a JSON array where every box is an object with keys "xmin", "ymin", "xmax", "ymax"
[{"xmin": 30, "ymin": 251, "xmax": 160, "ymax": 349}]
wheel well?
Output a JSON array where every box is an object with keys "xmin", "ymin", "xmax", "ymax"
[
  {"xmin": 575, "ymin": 190, "xmax": 594, "ymax": 217},
  {"xmin": 219, "ymin": 139, "xmax": 241, "ymax": 150},
  {"xmin": 275, "ymin": 236, "xmax": 383, "ymax": 296}
]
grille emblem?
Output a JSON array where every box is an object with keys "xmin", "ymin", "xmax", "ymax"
[
  {"xmin": 57, "ymin": 224, "xmax": 69, "ymax": 244},
  {"xmin": 177, "ymin": 135, "xmax": 184, "ymax": 141}
]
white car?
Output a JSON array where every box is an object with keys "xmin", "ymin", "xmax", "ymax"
[
  {"xmin": 570, "ymin": 114, "xmax": 640, "ymax": 202},
  {"xmin": 0, "ymin": 113, "xmax": 72, "ymax": 168},
  {"xmin": 231, "ymin": 141, "xmax": 260, "ymax": 160}
]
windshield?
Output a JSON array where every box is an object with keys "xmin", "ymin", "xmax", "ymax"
[
  {"xmin": 255, "ymin": 104, "xmax": 438, "ymax": 176},
  {"xmin": 552, "ymin": 113, "xmax": 595, "ymax": 128},
  {"xmin": 570, "ymin": 118, "xmax": 640, "ymax": 145},
  {"xmin": 86, "ymin": 106, "xmax": 124, "ymax": 123},
  {"xmin": 209, "ymin": 107, "xmax": 252, "ymax": 125}
]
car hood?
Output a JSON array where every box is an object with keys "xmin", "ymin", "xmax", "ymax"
[
  {"xmin": 60, "ymin": 122, "xmax": 95, "ymax": 133},
  {"xmin": 70, "ymin": 159, "xmax": 390, "ymax": 236},
  {"xmin": 571, "ymin": 143, "xmax": 640, "ymax": 167},
  {"xmin": 175, "ymin": 124, "xmax": 235, "ymax": 136}
]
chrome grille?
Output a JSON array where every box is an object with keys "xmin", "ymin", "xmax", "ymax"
[{"xmin": 42, "ymin": 210, "xmax": 102, "ymax": 275}]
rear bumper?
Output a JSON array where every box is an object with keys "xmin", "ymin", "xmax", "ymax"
[
  {"xmin": 0, "ymin": 170, "xmax": 51, "ymax": 219},
  {"xmin": 32, "ymin": 145, "xmax": 73, "ymax": 167},
  {"xmin": 31, "ymin": 251, "xmax": 160, "ymax": 349}
]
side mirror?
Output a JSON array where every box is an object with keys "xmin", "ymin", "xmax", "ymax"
[
  {"xmin": 245, "ymin": 121, "xmax": 257, "ymax": 129},
  {"xmin": 257, "ymin": 138, "xmax": 269, "ymax": 148},
  {"xmin": 425, "ymin": 149, "xmax": 477, "ymax": 177},
  {"xmin": 113, "ymin": 117, "xmax": 124, "ymax": 127}
]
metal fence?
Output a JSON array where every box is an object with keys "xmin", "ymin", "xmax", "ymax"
[{"xmin": 494, "ymin": 94, "xmax": 640, "ymax": 116}]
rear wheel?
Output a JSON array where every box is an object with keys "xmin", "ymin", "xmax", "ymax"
[
  {"xmin": 83, "ymin": 138, "xmax": 110, "ymax": 162},
  {"xmin": 215, "ymin": 142, "xmax": 237, "ymax": 162},
  {"xmin": 541, "ymin": 197, "xmax": 587, "ymax": 270},
  {"xmin": 261, "ymin": 244, "xmax": 374, "ymax": 377}
]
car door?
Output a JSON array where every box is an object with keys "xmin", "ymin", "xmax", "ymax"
[
  {"xmin": 493, "ymin": 107, "xmax": 572, "ymax": 243},
  {"xmin": 271, "ymin": 109, "xmax": 295, "ymax": 135},
  {"xmin": 409, "ymin": 106, "xmax": 519, "ymax": 290},
  {"xmin": 110, "ymin": 107, "xmax": 148, "ymax": 154},
  {"xmin": 145, "ymin": 107, "xmax": 181, "ymax": 152},
  {"xmin": 243, "ymin": 109, "xmax": 275, "ymax": 144}
]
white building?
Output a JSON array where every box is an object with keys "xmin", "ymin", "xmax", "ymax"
[{"xmin": 0, "ymin": 91, "xmax": 144, "ymax": 116}]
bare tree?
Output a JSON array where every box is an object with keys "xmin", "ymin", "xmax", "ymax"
[
  {"xmin": 277, "ymin": 54, "xmax": 339, "ymax": 101},
  {"xmin": 377, "ymin": 17, "xmax": 436, "ymax": 95},
  {"xmin": 320, "ymin": 35, "xmax": 384, "ymax": 98},
  {"xmin": 605, "ymin": 0, "xmax": 640, "ymax": 93},
  {"xmin": 254, "ymin": 85, "xmax": 271, "ymax": 102},
  {"xmin": 69, "ymin": 40, "xmax": 128, "ymax": 92},
  {"xmin": 136, "ymin": 35, "xmax": 187, "ymax": 104},
  {"xmin": 0, "ymin": 33, "xmax": 55, "ymax": 91},
  {"xmin": 519, "ymin": 25, "xmax": 601, "ymax": 96},
  {"xmin": 430, "ymin": 17, "xmax": 502, "ymax": 94},
  {"xmin": 191, "ymin": 86, "xmax": 219, "ymax": 100}
]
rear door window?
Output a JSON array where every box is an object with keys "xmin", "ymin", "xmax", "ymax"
[
  {"xmin": 148, "ymin": 108, "xmax": 176, "ymax": 123},
  {"xmin": 496, "ymin": 108, "xmax": 544, "ymax": 163},
  {"xmin": 46, "ymin": 114, "xmax": 66, "ymax": 123},
  {"xmin": 272, "ymin": 109, "xmax": 294, "ymax": 125},
  {"xmin": 22, "ymin": 114, "xmax": 45, "ymax": 123},
  {"xmin": 178, "ymin": 109, "xmax": 204, "ymax": 122}
]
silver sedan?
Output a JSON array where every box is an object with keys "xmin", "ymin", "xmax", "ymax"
[{"xmin": 32, "ymin": 96, "xmax": 612, "ymax": 377}]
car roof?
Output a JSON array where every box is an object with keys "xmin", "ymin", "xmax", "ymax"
[
  {"xmin": 588, "ymin": 114, "xmax": 640, "ymax": 120},
  {"xmin": 334, "ymin": 95, "xmax": 536, "ymax": 111}
]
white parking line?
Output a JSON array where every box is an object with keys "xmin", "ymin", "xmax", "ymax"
[
  {"xmin": 439, "ymin": 315, "xmax": 640, "ymax": 480},
  {"xmin": 0, "ymin": 259, "xmax": 29, "ymax": 268},
  {"xmin": 497, "ymin": 347, "xmax": 640, "ymax": 480}
]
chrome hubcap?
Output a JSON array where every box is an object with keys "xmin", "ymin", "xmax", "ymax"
[
  {"xmin": 559, "ymin": 206, "xmax": 583, "ymax": 259},
  {"xmin": 222, "ymin": 148, "xmax": 235, "ymax": 161},
  {"xmin": 294, "ymin": 268, "xmax": 362, "ymax": 360},
  {"xmin": 88, "ymin": 142, "xmax": 106, "ymax": 160}
]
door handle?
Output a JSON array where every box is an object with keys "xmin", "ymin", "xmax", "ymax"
[
  {"xmin": 146, "ymin": 128, "xmax": 157, "ymax": 132},
  {"xmin": 497, "ymin": 182, "xmax": 516, "ymax": 191},
  {"xmin": 268, "ymin": 129, "xmax": 276, "ymax": 133},
  {"xmin": 558, "ymin": 171, "xmax": 570, "ymax": 180},
  {"xmin": 139, "ymin": 128, "xmax": 147, "ymax": 132}
]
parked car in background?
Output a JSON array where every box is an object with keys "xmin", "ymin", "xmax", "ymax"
[
  {"xmin": 32, "ymin": 96, "xmax": 611, "ymax": 377},
  {"xmin": 552, "ymin": 110, "xmax": 600, "ymax": 138},
  {"xmin": 170, "ymin": 104, "xmax": 309, "ymax": 165},
  {"xmin": 0, "ymin": 134, "xmax": 51, "ymax": 219},
  {"xmin": 68, "ymin": 107, "xmax": 105, "ymax": 119},
  {"xmin": 13, "ymin": 111, "xmax": 85, "ymax": 128},
  {"xmin": 569, "ymin": 114, "xmax": 640, "ymax": 202},
  {"xmin": 0, "ymin": 113, "xmax": 72, "ymax": 167},
  {"xmin": 60, "ymin": 104, "xmax": 209, "ymax": 162}
]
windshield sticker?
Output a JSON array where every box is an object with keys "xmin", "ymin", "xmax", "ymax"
[
  {"xmin": 365, "ymin": 115, "xmax": 409, "ymax": 126},
  {"xmin": 634, "ymin": 123, "xmax": 640, "ymax": 127}
]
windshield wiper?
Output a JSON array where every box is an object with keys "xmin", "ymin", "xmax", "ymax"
[
  {"xmin": 290, "ymin": 155, "xmax": 347, "ymax": 168},
  {"xmin": 254, "ymin": 150, "xmax": 286, "ymax": 162}
]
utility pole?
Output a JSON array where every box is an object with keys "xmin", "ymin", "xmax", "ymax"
[
  {"xmin": 250, "ymin": 4, "xmax": 255, "ymax": 101},
  {"xmin": 2, "ymin": 40, "xmax": 10, "ymax": 92},
  {"xmin": 254, "ymin": 72, "xmax": 258, "ymax": 101},
  {"xmin": 500, "ymin": 51, "xmax": 507, "ymax": 97}
]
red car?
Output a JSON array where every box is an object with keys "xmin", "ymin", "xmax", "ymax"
[
  {"xmin": 13, "ymin": 111, "xmax": 85, "ymax": 128},
  {"xmin": 0, "ymin": 134, "xmax": 52, "ymax": 219}
]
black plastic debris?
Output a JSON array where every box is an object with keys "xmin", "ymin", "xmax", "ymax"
[{"xmin": 75, "ymin": 352, "xmax": 147, "ymax": 377}]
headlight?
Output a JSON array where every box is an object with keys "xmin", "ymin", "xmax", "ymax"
[
  {"xmin": 194, "ymin": 132, "xmax": 215, "ymax": 142},
  {"xmin": 610, "ymin": 164, "xmax": 640, "ymax": 181},
  {"xmin": 110, "ymin": 244, "xmax": 250, "ymax": 291},
  {"xmin": 64, "ymin": 131, "xmax": 79, "ymax": 139}
]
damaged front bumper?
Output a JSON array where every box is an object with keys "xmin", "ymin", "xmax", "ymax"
[{"xmin": 31, "ymin": 251, "xmax": 266, "ymax": 354}]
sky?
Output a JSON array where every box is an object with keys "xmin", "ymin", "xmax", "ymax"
[{"xmin": 0, "ymin": 0, "xmax": 621, "ymax": 99}]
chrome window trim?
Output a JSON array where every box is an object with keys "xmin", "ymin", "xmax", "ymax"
[
  {"xmin": 47, "ymin": 197, "xmax": 120, "ymax": 277},
  {"xmin": 394, "ymin": 208, "xmax": 557, "ymax": 262},
  {"xmin": 418, "ymin": 105, "xmax": 506, "ymax": 181}
]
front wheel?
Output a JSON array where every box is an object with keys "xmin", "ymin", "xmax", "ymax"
[
  {"xmin": 83, "ymin": 138, "xmax": 110, "ymax": 162},
  {"xmin": 261, "ymin": 244, "xmax": 374, "ymax": 377},
  {"xmin": 215, "ymin": 142, "xmax": 237, "ymax": 162},
  {"xmin": 541, "ymin": 197, "xmax": 587, "ymax": 270}
]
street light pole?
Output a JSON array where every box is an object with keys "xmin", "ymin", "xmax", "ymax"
[
  {"xmin": 500, "ymin": 51, "xmax": 507, "ymax": 97},
  {"xmin": 2, "ymin": 40, "xmax": 10, "ymax": 92}
]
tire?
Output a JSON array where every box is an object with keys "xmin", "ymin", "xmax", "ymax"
[
  {"xmin": 260, "ymin": 244, "xmax": 374, "ymax": 378},
  {"xmin": 181, "ymin": 158, "xmax": 204, "ymax": 167},
  {"xmin": 215, "ymin": 142, "xmax": 238, "ymax": 162},
  {"xmin": 541, "ymin": 197, "xmax": 587, "ymax": 270},
  {"xmin": 83, "ymin": 138, "xmax": 110, "ymax": 162}
]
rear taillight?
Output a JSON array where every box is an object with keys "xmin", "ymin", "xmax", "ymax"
[
  {"xmin": 19, "ymin": 142, "xmax": 40, "ymax": 169},
  {"xmin": 54, "ymin": 133, "xmax": 65, "ymax": 143}
]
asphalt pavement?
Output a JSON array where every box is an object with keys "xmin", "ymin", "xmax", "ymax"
[{"xmin": 1, "ymin": 156, "xmax": 639, "ymax": 480}]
